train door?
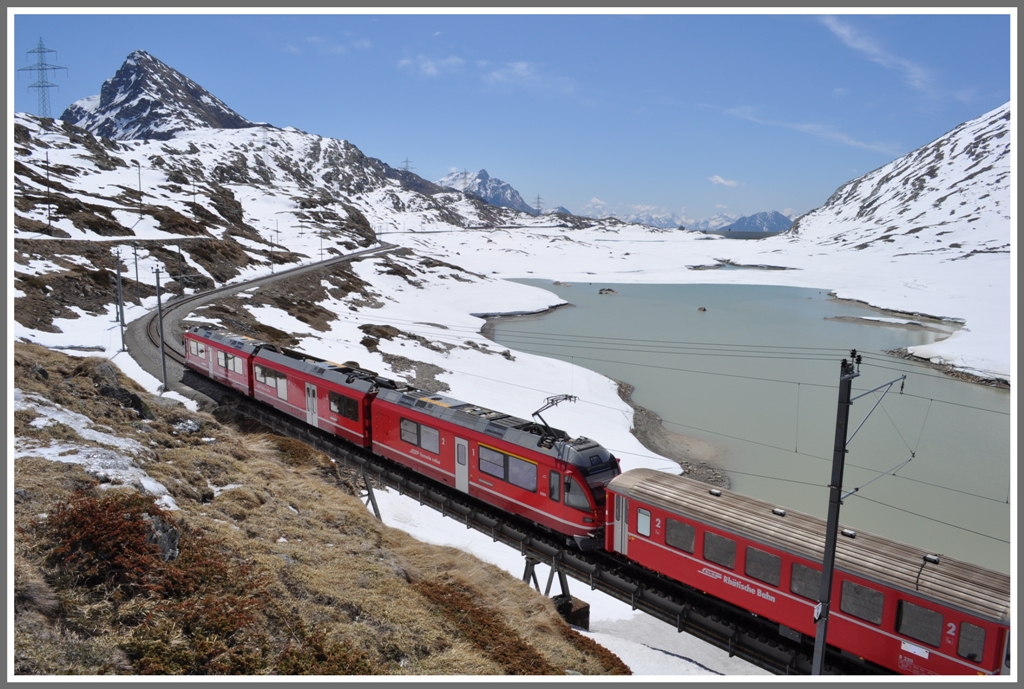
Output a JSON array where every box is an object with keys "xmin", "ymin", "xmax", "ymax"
[
  {"xmin": 613, "ymin": 494, "xmax": 628, "ymax": 556},
  {"xmin": 455, "ymin": 437, "xmax": 469, "ymax": 493},
  {"xmin": 305, "ymin": 382, "xmax": 318, "ymax": 426},
  {"xmin": 207, "ymin": 345, "xmax": 214, "ymax": 378}
]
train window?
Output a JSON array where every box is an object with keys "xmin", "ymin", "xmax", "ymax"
[
  {"xmin": 188, "ymin": 339, "xmax": 206, "ymax": 357},
  {"xmin": 703, "ymin": 532, "xmax": 736, "ymax": 570},
  {"xmin": 276, "ymin": 374, "xmax": 288, "ymax": 400},
  {"xmin": 549, "ymin": 471, "xmax": 561, "ymax": 502},
  {"xmin": 217, "ymin": 350, "xmax": 226, "ymax": 368},
  {"xmin": 564, "ymin": 477, "xmax": 591, "ymax": 511},
  {"xmin": 400, "ymin": 418, "xmax": 419, "ymax": 445},
  {"xmin": 254, "ymin": 365, "xmax": 268, "ymax": 384},
  {"xmin": 896, "ymin": 601, "xmax": 943, "ymax": 647},
  {"xmin": 508, "ymin": 456, "xmax": 537, "ymax": 492},
  {"xmin": 745, "ymin": 547, "xmax": 781, "ymax": 587},
  {"xmin": 399, "ymin": 418, "xmax": 441, "ymax": 454},
  {"xmin": 958, "ymin": 622, "xmax": 986, "ymax": 662},
  {"xmin": 329, "ymin": 392, "xmax": 359, "ymax": 421},
  {"xmin": 637, "ymin": 509, "xmax": 651, "ymax": 537},
  {"xmin": 479, "ymin": 445, "xmax": 505, "ymax": 479},
  {"xmin": 840, "ymin": 581, "xmax": 885, "ymax": 625},
  {"xmin": 232, "ymin": 356, "xmax": 245, "ymax": 374},
  {"xmin": 790, "ymin": 563, "xmax": 822, "ymax": 601},
  {"xmin": 665, "ymin": 518, "xmax": 695, "ymax": 553},
  {"xmin": 420, "ymin": 425, "xmax": 440, "ymax": 454}
]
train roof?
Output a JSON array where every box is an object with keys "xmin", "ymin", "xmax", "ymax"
[
  {"xmin": 186, "ymin": 325, "xmax": 266, "ymax": 354},
  {"xmin": 254, "ymin": 346, "xmax": 390, "ymax": 395},
  {"xmin": 375, "ymin": 387, "xmax": 599, "ymax": 459},
  {"xmin": 609, "ymin": 468, "xmax": 1010, "ymax": 625}
]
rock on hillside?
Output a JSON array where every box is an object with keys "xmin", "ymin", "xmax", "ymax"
[
  {"xmin": 786, "ymin": 102, "xmax": 1011, "ymax": 258},
  {"xmin": 61, "ymin": 50, "xmax": 258, "ymax": 141}
]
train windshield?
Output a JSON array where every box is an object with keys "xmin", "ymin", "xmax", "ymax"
[{"xmin": 566, "ymin": 441, "xmax": 620, "ymax": 490}]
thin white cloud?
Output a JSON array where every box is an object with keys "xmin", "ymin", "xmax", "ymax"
[
  {"xmin": 481, "ymin": 61, "xmax": 575, "ymax": 94},
  {"xmin": 832, "ymin": 87, "xmax": 849, "ymax": 99},
  {"xmin": 484, "ymin": 61, "xmax": 534, "ymax": 83},
  {"xmin": 820, "ymin": 16, "xmax": 934, "ymax": 94},
  {"xmin": 715, "ymin": 204, "xmax": 729, "ymax": 210},
  {"xmin": 709, "ymin": 175, "xmax": 738, "ymax": 187},
  {"xmin": 398, "ymin": 55, "xmax": 465, "ymax": 76},
  {"xmin": 725, "ymin": 105, "xmax": 901, "ymax": 155}
]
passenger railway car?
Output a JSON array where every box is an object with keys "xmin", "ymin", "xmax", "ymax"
[
  {"xmin": 370, "ymin": 386, "xmax": 620, "ymax": 544},
  {"xmin": 183, "ymin": 326, "xmax": 264, "ymax": 397},
  {"xmin": 250, "ymin": 346, "xmax": 384, "ymax": 449},
  {"xmin": 606, "ymin": 468, "xmax": 1011, "ymax": 676}
]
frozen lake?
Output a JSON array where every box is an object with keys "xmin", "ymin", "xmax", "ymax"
[{"xmin": 491, "ymin": 281, "xmax": 1011, "ymax": 574}]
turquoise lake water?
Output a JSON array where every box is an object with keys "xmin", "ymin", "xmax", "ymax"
[{"xmin": 491, "ymin": 281, "xmax": 1011, "ymax": 574}]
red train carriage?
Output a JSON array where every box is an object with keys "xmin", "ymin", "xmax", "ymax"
[
  {"xmin": 370, "ymin": 386, "xmax": 621, "ymax": 545},
  {"xmin": 251, "ymin": 347, "xmax": 385, "ymax": 448},
  {"xmin": 606, "ymin": 469, "xmax": 1010, "ymax": 676},
  {"xmin": 183, "ymin": 326, "xmax": 264, "ymax": 397}
]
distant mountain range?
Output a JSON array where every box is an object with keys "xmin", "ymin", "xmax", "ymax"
[
  {"xmin": 716, "ymin": 211, "xmax": 793, "ymax": 234},
  {"xmin": 32, "ymin": 48, "xmax": 1009, "ymax": 259}
]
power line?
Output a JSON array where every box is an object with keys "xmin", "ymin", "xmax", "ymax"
[
  {"xmin": 314, "ymin": 312, "xmax": 1010, "ymax": 416},
  {"xmin": 850, "ymin": 495, "xmax": 1010, "ymax": 544}
]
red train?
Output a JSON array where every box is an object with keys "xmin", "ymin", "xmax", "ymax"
[
  {"xmin": 184, "ymin": 326, "xmax": 621, "ymax": 546},
  {"xmin": 183, "ymin": 325, "xmax": 1011, "ymax": 676}
]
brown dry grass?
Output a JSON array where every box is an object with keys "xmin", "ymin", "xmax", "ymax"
[{"xmin": 12, "ymin": 343, "xmax": 630, "ymax": 676}]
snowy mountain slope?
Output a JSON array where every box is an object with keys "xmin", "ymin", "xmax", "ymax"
[
  {"xmin": 786, "ymin": 102, "xmax": 1011, "ymax": 259},
  {"xmin": 436, "ymin": 168, "xmax": 538, "ymax": 215},
  {"xmin": 61, "ymin": 50, "xmax": 258, "ymax": 141}
]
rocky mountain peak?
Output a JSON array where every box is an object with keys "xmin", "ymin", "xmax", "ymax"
[
  {"xmin": 436, "ymin": 168, "xmax": 538, "ymax": 216},
  {"xmin": 60, "ymin": 50, "xmax": 258, "ymax": 141}
]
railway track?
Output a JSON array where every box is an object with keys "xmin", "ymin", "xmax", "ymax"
[
  {"xmin": 142, "ymin": 246, "xmax": 890, "ymax": 677},
  {"xmin": 144, "ymin": 243, "xmax": 397, "ymax": 368}
]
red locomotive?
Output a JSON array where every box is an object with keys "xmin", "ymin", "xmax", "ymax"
[{"xmin": 183, "ymin": 326, "xmax": 1011, "ymax": 676}]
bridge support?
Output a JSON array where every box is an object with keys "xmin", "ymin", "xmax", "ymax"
[
  {"xmin": 362, "ymin": 468, "xmax": 381, "ymax": 521},
  {"xmin": 522, "ymin": 554, "xmax": 590, "ymax": 630}
]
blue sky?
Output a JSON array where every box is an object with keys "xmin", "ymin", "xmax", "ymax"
[{"xmin": 10, "ymin": 10, "xmax": 1013, "ymax": 222}]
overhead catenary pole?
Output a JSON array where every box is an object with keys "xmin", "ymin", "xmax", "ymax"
[
  {"xmin": 46, "ymin": 151, "xmax": 52, "ymax": 228},
  {"xmin": 811, "ymin": 349, "xmax": 861, "ymax": 675},
  {"xmin": 153, "ymin": 267, "xmax": 169, "ymax": 394},
  {"xmin": 114, "ymin": 249, "xmax": 126, "ymax": 351},
  {"xmin": 132, "ymin": 243, "xmax": 141, "ymax": 303},
  {"xmin": 135, "ymin": 160, "xmax": 142, "ymax": 217}
]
